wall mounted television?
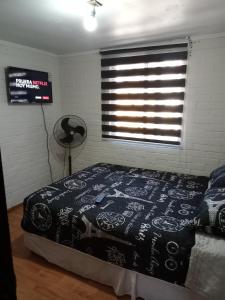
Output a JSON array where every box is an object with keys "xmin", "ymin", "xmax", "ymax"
[{"xmin": 5, "ymin": 66, "xmax": 53, "ymax": 104}]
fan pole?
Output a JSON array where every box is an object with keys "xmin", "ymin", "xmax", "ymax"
[{"xmin": 68, "ymin": 145, "xmax": 72, "ymax": 176}]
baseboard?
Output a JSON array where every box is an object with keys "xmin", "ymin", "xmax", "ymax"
[{"xmin": 8, "ymin": 203, "xmax": 23, "ymax": 213}]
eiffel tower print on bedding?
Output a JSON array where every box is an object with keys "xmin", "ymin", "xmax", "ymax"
[{"xmin": 21, "ymin": 163, "xmax": 209, "ymax": 285}]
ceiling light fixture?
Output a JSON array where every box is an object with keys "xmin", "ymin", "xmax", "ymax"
[{"xmin": 83, "ymin": 0, "xmax": 102, "ymax": 32}]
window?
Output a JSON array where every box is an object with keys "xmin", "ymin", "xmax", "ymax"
[{"xmin": 100, "ymin": 42, "xmax": 188, "ymax": 145}]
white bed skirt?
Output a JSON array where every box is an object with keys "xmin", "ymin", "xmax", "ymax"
[{"xmin": 24, "ymin": 232, "xmax": 208, "ymax": 300}]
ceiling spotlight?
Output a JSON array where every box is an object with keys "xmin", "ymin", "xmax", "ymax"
[
  {"xmin": 83, "ymin": 15, "xmax": 97, "ymax": 32},
  {"xmin": 83, "ymin": 0, "xmax": 102, "ymax": 32}
]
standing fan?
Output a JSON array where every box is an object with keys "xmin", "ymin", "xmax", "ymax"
[{"xmin": 53, "ymin": 115, "xmax": 87, "ymax": 175}]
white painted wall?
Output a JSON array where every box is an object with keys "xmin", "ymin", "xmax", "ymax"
[
  {"xmin": 59, "ymin": 37, "xmax": 225, "ymax": 176},
  {"xmin": 0, "ymin": 40, "xmax": 63, "ymax": 208}
]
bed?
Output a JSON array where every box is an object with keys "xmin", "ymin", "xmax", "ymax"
[{"xmin": 21, "ymin": 163, "xmax": 225, "ymax": 300}]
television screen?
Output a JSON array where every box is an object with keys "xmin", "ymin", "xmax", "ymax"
[{"xmin": 5, "ymin": 66, "xmax": 53, "ymax": 104}]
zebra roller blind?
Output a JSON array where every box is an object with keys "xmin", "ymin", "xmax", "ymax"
[{"xmin": 101, "ymin": 42, "xmax": 188, "ymax": 145}]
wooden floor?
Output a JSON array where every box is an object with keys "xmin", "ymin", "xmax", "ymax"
[{"xmin": 8, "ymin": 205, "xmax": 130, "ymax": 300}]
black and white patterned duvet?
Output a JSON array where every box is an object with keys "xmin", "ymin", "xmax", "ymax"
[{"xmin": 21, "ymin": 163, "xmax": 208, "ymax": 285}]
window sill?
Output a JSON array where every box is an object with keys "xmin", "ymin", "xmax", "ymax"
[{"xmin": 102, "ymin": 137, "xmax": 183, "ymax": 150}]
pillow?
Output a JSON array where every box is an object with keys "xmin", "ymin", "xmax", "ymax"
[
  {"xmin": 210, "ymin": 165, "xmax": 225, "ymax": 178},
  {"xmin": 208, "ymin": 165, "xmax": 225, "ymax": 188},
  {"xmin": 195, "ymin": 187, "xmax": 225, "ymax": 237}
]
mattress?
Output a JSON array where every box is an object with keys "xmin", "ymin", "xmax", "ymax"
[
  {"xmin": 25, "ymin": 231, "xmax": 224, "ymax": 300},
  {"xmin": 21, "ymin": 163, "xmax": 208, "ymax": 286}
]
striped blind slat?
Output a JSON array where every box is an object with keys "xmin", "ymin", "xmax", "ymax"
[
  {"xmin": 101, "ymin": 65, "xmax": 187, "ymax": 78},
  {"xmin": 101, "ymin": 51, "xmax": 188, "ymax": 67},
  {"xmin": 102, "ymin": 115, "xmax": 183, "ymax": 125},
  {"xmin": 100, "ymin": 43, "xmax": 188, "ymax": 56},
  {"xmin": 102, "ymin": 125, "xmax": 181, "ymax": 137},
  {"xmin": 102, "ymin": 92, "xmax": 185, "ymax": 101},
  {"xmin": 102, "ymin": 104, "xmax": 183, "ymax": 113},
  {"xmin": 101, "ymin": 42, "xmax": 188, "ymax": 145},
  {"xmin": 102, "ymin": 79, "xmax": 186, "ymax": 89}
]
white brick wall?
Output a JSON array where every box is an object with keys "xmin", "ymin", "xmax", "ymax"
[
  {"xmin": 0, "ymin": 40, "xmax": 63, "ymax": 208},
  {"xmin": 59, "ymin": 37, "xmax": 225, "ymax": 176}
]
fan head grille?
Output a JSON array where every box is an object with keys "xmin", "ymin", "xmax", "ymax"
[{"xmin": 53, "ymin": 115, "xmax": 87, "ymax": 148}]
